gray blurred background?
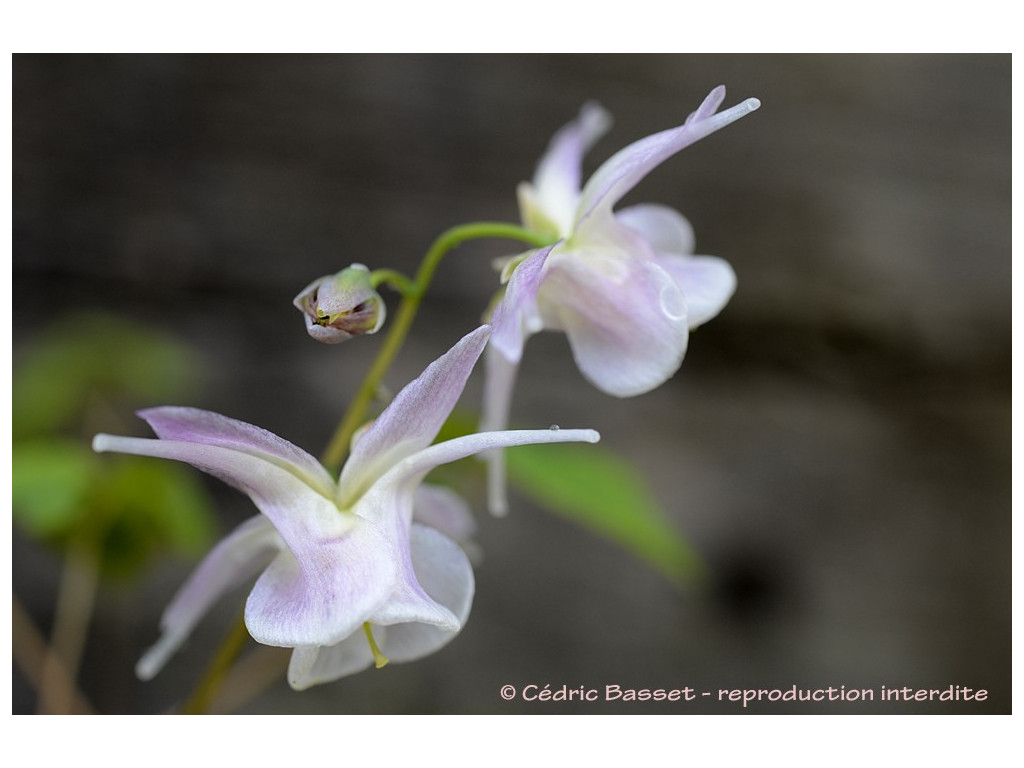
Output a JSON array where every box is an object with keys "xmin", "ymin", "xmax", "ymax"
[{"xmin": 12, "ymin": 54, "xmax": 1010, "ymax": 714}]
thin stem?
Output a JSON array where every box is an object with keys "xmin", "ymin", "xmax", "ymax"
[
  {"xmin": 37, "ymin": 538, "xmax": 100, "ymax": 715},
  {"xmin": 181, "ymin": 606, "xmax": 252, "ymax": 715},
  {"xmin": 321, "ymin": 221, "xmax": 551, "ymax": 473},
  {"xmin": 369, "ymin": 268, "xmax": 417, "ymax": 296},
  {"xmin": 13, "ymin": 592, "xmax": 95, "ymax": 714}
]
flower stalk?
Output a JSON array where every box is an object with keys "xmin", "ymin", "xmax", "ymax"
[{"xmin": 320, "ymin": 222, "xmax": 553, "ymax": 473}]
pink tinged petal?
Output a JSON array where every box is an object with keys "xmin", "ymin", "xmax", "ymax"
[
  {"xmin": 285, "ymin": 524, "xmax": 475, "ymax": 690},
  {"xmin": 519, "ymin": 102, "xmax": 612, "ymax": 237},
  {"xmin": 93, "ymin": 432, "xmax": 344, "ymax": 561},
  {"xmin": 337, "ymin": 325, "xmax": 491, "ymax": 506},
  {"xmin": 479, "ymin": 345, "xmax": 520, "ymax": 516},
  {"xmin": 377, "ymin": 524, "xmax": 474, "ymax": 663},
  {"xmin": 413, "ymin": 484, "xmax": 477, "ymax": 544},
  {"xmin": 576, "ymin": 87, "xmax": 761, "ymax": 225},
  {"xmin": 245, "ymin": 517, "xmax": 397, "ymax": 646},
  {"xmin": 655, "ymin": 254, "xmax": 737, "ymax": 328},
  {"xmin": 93, "ymin": 429, "xmax": 400, "ymax": 646},
  {"xmin": 137, "ymin": 407, "xmax": 335, "ymax": 499},
  {"xmin": 489, "ymin": 245, "xmax": 554, "ymax": 364},
  {"xmin": 538, "ymin": 250, "xmax": 689, "ymax": 397},
  {"xmin": 136, "ymin": 515, "xmax": 281, "ymax": 681},
  {"xmin": 616, "ymin": 203, "xmax": 696, "ymax": 256},
  {"xmin": 361, "ymin": 485, "xmax": 461, "ymax": 631}
]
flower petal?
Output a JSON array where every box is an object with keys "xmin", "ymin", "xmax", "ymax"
[
  {"xmin": 519, "ymin": 102, "xmax": 612, "ymax": 238},
  {"xmin": 368, "ymin": 427, "xmax": 601, "ymax": 508},
  {"xmin": 616, "ymin": 203, "xmax": 695, "ymax": 256},
  {"xmin": 137, "ymin": 407, "xmax": 335, "ymax": 499},
  {"xmin": 245, "ymin": 516, "xmax": 396, "ymax": 647},
  {"xmin": 377, "ymin": 524, "xmax": 474, "ymax": 662},
  {"xmin": 362, "ymin": 485, "xmax": 461, "ymax": 631},
  {"xmin": 654, "ymin": 254, "xmax": 737, "ymax": 328},
  {"xmin": 538, "ymin": 249, "xmax": 689, "ymax": 396},
  {"xmin": 576, "ymin": 87, "xmax": 760, "ymax": 225},
  {"xmin": 93, "ymin": 431, "xmax": 352, "ymax": 566},
  {"xmin": 136, "ymin": 515, "xmax": 281, "ymax": 680},
  {"xmin": 489, "ymin": 245, "xmax": 554, "ymax": 364},
  {"xmin": 338, "ymin": 325, "xmax": 491, "ymax": 505},
  {"xmin": 284, "ymin": 524, "xmax": 475, "ymax": 690},
  {"xmin": 287, "ymin": 640, "xmax": 374, "ymax": 691},
  {"xmin": 413, "ymin": 484, "xmax": 476, "ymax": 544},
  {"xmin": 479, "ymin": 345, "xmax": 520, "ymax": 516}
]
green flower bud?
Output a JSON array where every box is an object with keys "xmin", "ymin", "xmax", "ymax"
[{"xmin": 293, "ymin": 264, "xmax": 386, "ymax": 344}]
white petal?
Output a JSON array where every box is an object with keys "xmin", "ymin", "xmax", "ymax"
[
  {"xmin": 537, "ymin": 249, "xmax": 689, "ymax": 396},
  {"xmin": 245, "ymin": 517, "xmax": 397, "ymax": 647},
  {"xmin": 284, "ymin": 525, "xmax": 475, "ymax": 690},
  {"xmin": 520, "ymin": 102, "xmax": 612, "ymax": 237},
  {"xmin": 368, "ymin": 428, "xmax": 601, "ymax": 506},
  {"xmin": 576, "ymin": 87, "xmax": 760, "ymax": 225},
  {"xmin": 489, "ymin": 246, "xmax": 554, "ymax": 364},
  {"xmin": 377, "ymin": 524, "xmax": 474, "ymax": 662},
  {"xmin": 338, "ymin": 325, "xmax": 491, "ymax": 505},
  {"xmin": 363, "ymin": 488, "xmax": 461, "ymax": 631},
  {"xmin": 655, "ymin": 254, "xmax": 737, "ymax": 328},
  {"xmin": 413, "ymin": 484, "xmax": 476, "ymax": 544},
  {"xmin": 287, "ymin": 640, "xmax": 374, "ymax": 691},
  {"xmin": 616, "ymin": 203, "xmax": 695, "ymax": 256},
  {"xmin": 479, "ymin": 345, "xmax": 521, "ymax": 516},
  {"xmin": 136, "ymin": 515, "xmax": 281, "ymax": 680}
]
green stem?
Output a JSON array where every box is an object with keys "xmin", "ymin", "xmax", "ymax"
[
  {"xmin": 320, "ymin": 221, "xmax": 551, "ymax": 473},
  {"xmin": 182, "ymin": 607, "xmax": 251, "ymax": 715},
  {"xmin": 369, "ymin": 269, "xmax": 417, "ymax": 296}
]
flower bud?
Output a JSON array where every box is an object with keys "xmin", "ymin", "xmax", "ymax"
[{"xmin": 293, "ymin": 264, "xmax": 386, "ymax": 343}]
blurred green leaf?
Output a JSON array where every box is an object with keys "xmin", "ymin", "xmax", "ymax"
[
  {"xmin": 94, "ymin": 458, "xmax": 217, "ymax": 579},
  {"xmin": 12, "ymin": 440, "xmax": 99, "ymax": 538},
  {"xmin": 12, "ymin": 313, "xmax": 200, "ymax": 439},
  {"xmin": 435, "ymin": 409, "xmax": 704, "ymax": 587},
  {"xmin": 505, "ymin": 442, "xmax": 705, "ymax": 587}
]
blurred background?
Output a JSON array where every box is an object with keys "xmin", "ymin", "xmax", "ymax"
[{"xmin": 12, "ymin": 54, "xmax": 1010, "ymax": 714}]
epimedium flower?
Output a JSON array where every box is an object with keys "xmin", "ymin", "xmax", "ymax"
[
  {"xmin": 92, "ymin": 325, "xmax": 599, "ymax": 689},
  {"xmin": 482, "ymin": 86, "xmax": 760, "ymax": 514},
  {"xmin": 294, "ymin": 263, "xmax": 386, "ymax": 343}
]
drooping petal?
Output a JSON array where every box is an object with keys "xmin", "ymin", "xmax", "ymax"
[
  {"xmin": 537, "ymin": 249, "xmax": 689, "ymax": 396},
  {"xmin": 337, "ymin": 325, "xmax": 491, "ymax": 506},
  {"xmin": 413, "ymin": 484, "xmax": 476, "ymax": 544},
  {"xmin": 575, "ymin": 87, "xmax": 760, "ymax": 225},
  {"xmin": 376, "ymin": 523, "xmax": 474, "ymax": 662},
  {"xmin": 489, "ymin": 245, "xmax": 554, "ymax": 364},
  {"xmin": 479, "ymin": 345, "xmax": 521, "ymax": 516},
  {"xmin": 287, "ymin": 638, "xmax": 374, "ymax": 691},
  {"xmin": 245, "ymin": 516, "xmax": 396, "ymax": 647},
  {"xmin": 285, "ymin": 524, "xmax": 475, "ymax": 690},
  {"xmin": 518, "ymin": 102, "xmax": 612, "ymax": 238},
  {"xmin": 136, "ymin": 515, "xmax": 281, "ymax": 681},
  {"xmin": 361, "ymin": 483, "xmax": 460, "ymax": 631},
  {"xmin": 138, "ymin": 407, "xmax": 336, "ymax": 499},
  {"xmin": 654, "ymin": 254, "xmax": 737, "ymax": 329},
  {"xmin": 616, "ymin": 203, "xmax": 737, "ymax": 328},
  {"xmin": 616, "ymin": 203, "xmax": 696, "ymax": 257}
]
